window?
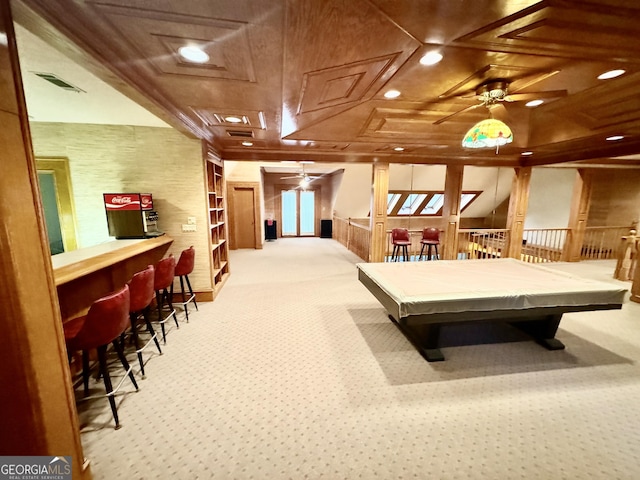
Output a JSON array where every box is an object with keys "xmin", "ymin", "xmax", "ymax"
[{"xmin": 386, "ymin": 191, "xmax": 480, "ymax": 216}]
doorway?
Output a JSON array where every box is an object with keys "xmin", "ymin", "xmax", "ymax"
[
  {"xmin": 37, "ymin": 172, "xmax": 65, "ymax": 254},
  {"xmin": 280, "ymin": 188, "xmax": 317, "ymax": 237},
  {"xmin": 36, "ymin": 158, "xmax": 78, "ymax": 254}
]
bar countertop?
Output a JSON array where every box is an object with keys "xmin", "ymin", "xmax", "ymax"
[{"xmin": 53, "ymin": 236, "xmax": 173, "ymax": 286}]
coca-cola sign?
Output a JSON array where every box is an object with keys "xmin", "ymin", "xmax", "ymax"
[
  {"xmin": 140, "ymin": 193, "xmax": 153, "ymax": 210},
  {"xmin": 104, "ymin": 193, "xmax": 142, "ymax": 211}
]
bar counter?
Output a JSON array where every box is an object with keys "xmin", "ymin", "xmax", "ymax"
[{"xmin": 53, "ymin": 236, "xmax": 173, "ymax": 321}]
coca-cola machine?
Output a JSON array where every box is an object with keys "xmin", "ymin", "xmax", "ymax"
[{"xmin": 103, "ymin": 193, "xmax": 163, "ymax": 239}]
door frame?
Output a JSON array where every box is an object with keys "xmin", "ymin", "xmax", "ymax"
[
  {"xmin": 227, "ymin": 182, "xmax": 262, "ymax": 250},
  {"xmin": 36, "ymin": 157, "xmax": 78, "ymax": 252},
  {"xmin": 275, "ymin": 183, "xmax": 321, "ymax": 237}
]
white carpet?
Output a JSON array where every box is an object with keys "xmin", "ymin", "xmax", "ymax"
[{"xmin": 77, "ymin": 238, "xmax": 640, "ymax": 479}]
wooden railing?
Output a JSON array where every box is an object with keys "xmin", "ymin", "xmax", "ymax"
[
  {"xmin": 457, "ymin": 229, "xmax": 508, "ymax": 260},
  {"xmin": 333, "ymin": 216, "xmax": 370, "ymax": 261},
  {"xmin": 581, "ymin": 226, "xmax": 632, "ymax": 260},
  {"xmin": 336, "ymin": 217, "xmax": 633, "ymax": 266},
  {"xmin": 521, "ymin": 228, "xmax": 568, "ymax": 263}
]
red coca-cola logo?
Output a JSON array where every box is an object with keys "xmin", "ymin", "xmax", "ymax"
[
  {"xmin": 104, "ymin": 193, "xmax": 142, "ymax": 211},
  {"xmin": 112, "ymin": 196, "xmax": 133, "ymax": 204}
]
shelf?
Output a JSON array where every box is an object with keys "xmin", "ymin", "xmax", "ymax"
[
  {"xmin": 206, "ymin": 156, "xmax": 228, "ymax": 291},
  {"xmin": 211, "ymin": 239, "xmax": 227, "ymax": 250}
]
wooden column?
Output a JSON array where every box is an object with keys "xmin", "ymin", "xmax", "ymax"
[
  {"xmin": 441, "ymin": 165, "xmax": 463, "ymax": 260},
  {"xmin": 504, "ymin": 167, "xmax": 532, "ymax": 259},
  {"xmin": 0, "ymin": 4, "xmax": 89, "ymax": 477},
  {"xmin": 631, "ymin": 255, "xmax": 640, "ymax": 303},
  {"xmin": 564, "ymin": 169, "xmax": 593, "ymax": 262},
  {"xmin": 369, "ymin": 162, "xmax": 389, "ymax": 262}
]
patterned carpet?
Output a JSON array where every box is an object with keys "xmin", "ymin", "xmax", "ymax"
[{"xmin": 77, "ymin": 238, "xmax": 640, "ymax": 479}]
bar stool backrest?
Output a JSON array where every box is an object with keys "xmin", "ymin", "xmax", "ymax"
[
  {"xmin": 175, "ymin": 246, "xmax": 195, "ymax": 277},
  {"xmin": 129, "ymin": 265, "xmax": 155, "ymax": 313},
  {"xmin": 392, "ymin": 228, "xmax": 410, "ymax": 243},
  {"xmin": 154, "ymin": 255, "xmax": 176, "ymax": 291},
  {"xmin": 422, "ymin": 227, "xmax": 440, "ymax": 243},
  {"xmin": 66, "ymin": 284, "xmax": 131, "ymax": 352}
]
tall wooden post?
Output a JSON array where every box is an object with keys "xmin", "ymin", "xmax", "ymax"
[
  {"xmin": 441, "ymin": 165, "xmax": 463, "ymax": 260},
  {"xmin": 0, "ymin": 4, "xmax": 90, "ymax": 477},
  {"xmin": 369, "ymin": 162, "xmax": 389, "ymax": 262},
  {"xmin": 564, "ymin": 169, "xmax": 593, "ymax": 262},
  {"xmin": 504, "ymin": 167, "xmax": 532, "ymax": 259}
]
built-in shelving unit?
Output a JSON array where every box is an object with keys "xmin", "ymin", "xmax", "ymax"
[{"xmin": 205, "ymin": 152, "xmax": 229, "ymax": 291}]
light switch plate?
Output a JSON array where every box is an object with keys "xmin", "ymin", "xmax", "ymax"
[
  {"xmin": 187, "ymin": 216, "xmax": 197, "ymax": 225},
  {"xmin": 182, "ymin": 224, "xmax": 197, "ymax": 232}
]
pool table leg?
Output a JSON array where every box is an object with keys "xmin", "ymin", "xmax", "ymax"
[
  {"xmin": 515, "ymin": 314, "xmax": 566, "ymax": 351},
  {"xmin": 390, "ymin": 315, "xmax": 445, "ymax": 362}
]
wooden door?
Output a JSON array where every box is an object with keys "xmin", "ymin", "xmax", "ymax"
[{"xmin": 228, "ymin": 183, "xmax": 261, "ymax": 249}]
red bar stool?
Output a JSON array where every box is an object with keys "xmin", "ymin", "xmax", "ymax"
[
  {"xmin": 419, "ymin": 227, "xmax": 440, "ymax": 260},
  {"xmin": 63, "ymin": 284, "xmax": 138, "ymax": 430},
  {"xmin": 171, "ymin": 246, "xmax": 198, "ymax": 322},
  {"xmin": 154, "ymin": 255, "xmax": 179, "ymax": 344},
  {"xmin": 391, "ymin": 228, "xmax": 411, "ymax": 261},
  {"xmin": 128, "ymin": 265, "xmax": 162, "ymax": 377}
]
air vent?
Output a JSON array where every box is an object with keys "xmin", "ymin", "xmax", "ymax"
[
  {"xmin": 32, "ymin": 72, "xmax": 85, "ymax": 93},
  {"xmin": 226, "ymin": 130, "xmax": 254, "ymax": 138}
]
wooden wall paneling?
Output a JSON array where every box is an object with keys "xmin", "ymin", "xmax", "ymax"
[
  {"xmin": 0, "ymin": 2, "xmax": 89, "ymax": 476},
  {"xmin": 441, "ymin": 165, "xmax": 463, "ymax": 260},
  {"xmin": 504, "ymin": 167, "xmax": 532, "ymax": 259},
  {"xmin": 369, "ymin": 163, "xmax": 389, "ymax": 262}
]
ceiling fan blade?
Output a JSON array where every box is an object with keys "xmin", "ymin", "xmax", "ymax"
[
  {"xmin": 280, "ymin": 175, "xmax": 302, "ymax": 179},
  {"xmin": 488, "ymin": 103, "xmax": 508, "ymax": 120},
  {"xmin": 504, "ymin": 90, "xmax": 568, "ymax": 102},
  {"xmin": 433, "ymin": 103, "xmax": 484, "ymax": 125}
]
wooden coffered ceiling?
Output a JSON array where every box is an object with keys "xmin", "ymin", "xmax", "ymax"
[{"xmin": 12, "ymin": 0, "xmax": 640, "ymax": 167}]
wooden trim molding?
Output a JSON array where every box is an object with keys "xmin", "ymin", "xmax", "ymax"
[{"xmin": 36, "ymin": 157, "xmax": 78, "ymax": 252}]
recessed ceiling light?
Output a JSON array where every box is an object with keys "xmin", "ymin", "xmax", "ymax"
[
  {"xmin": 419, "ymin": 51, "xmax": 443, "ymax": 66},
  {"xmin": 384, "ymin": 89, "xmax": 401, "ymax": 99},
  {"xmin": 394, "ymin": 147, "xmax": 404, "ymax": 151},
  {"xmin": 525, "ymin": 100, "xmax": 544, "ymax": 107},
  {"xmin": 178, "ymin": 45, "xmax": 209, "ymax": 63},
  {"xmin": 224, "ymin": 116, "xmax": 243, "ymax": 123},
  {"xmin": 606, "ymin": 135, "xmax": 624, "ymax": 141},
  {"xmin": 521, "ymin": 151, "xmax": 533, "ymax": 156},
  {"xmin": 299, "ymin": 160, "xmax": 315, "ymax": 164},
  {"xmin": 242, "ymin": 141, "xmax": 253, "ymax": 146},
  {"xmin": 598, "ymin": 69, "xmax": 625, "ymax": 80}
]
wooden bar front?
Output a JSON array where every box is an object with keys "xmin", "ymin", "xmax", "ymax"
[{"xmin": 53, "ymin": 236, "xmax": 173, "ymax": 321}]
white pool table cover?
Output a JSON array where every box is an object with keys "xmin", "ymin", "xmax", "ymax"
[{"xmin": 357, "ymin": 258, "xmax": 627, "ymax": 319}]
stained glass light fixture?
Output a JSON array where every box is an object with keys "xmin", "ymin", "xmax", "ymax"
[{"xmin": 462, "ymin": 118, "xmax": 513, "ymax": 153}]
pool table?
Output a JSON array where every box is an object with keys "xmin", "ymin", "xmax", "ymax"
[{"xmin": 357, "ymin": 258, "xmax": 627, "ymax": 362}]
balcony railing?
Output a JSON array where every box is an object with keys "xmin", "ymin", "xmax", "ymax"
[
  {"xmin": 333, "ymin": 217, "xmax": 370, "ymax": 261},
  {"xmin": 332, "ymin": 216, "xmax": 633, "ymax": 267}
]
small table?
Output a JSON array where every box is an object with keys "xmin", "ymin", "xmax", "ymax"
[{"xmin": 357, "ymin": 258, "xmax": 627, "ymax": 362}]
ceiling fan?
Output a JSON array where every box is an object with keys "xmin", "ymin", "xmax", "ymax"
[
  {"xmin": 280, "ymin": 165, "xmax": 322, "ymax": 184},
  {"xmin": 433, "ymin": 78, "xmax": 568, "ymax": 125}
]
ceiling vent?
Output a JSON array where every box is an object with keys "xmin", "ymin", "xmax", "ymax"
[
  {"xmin": 32, "ymin": 72, "xmax": 85, "ymax": 93},
  {"xmin": 226, "ymin": 130, "xmax": 254, "ymax": 138}
]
